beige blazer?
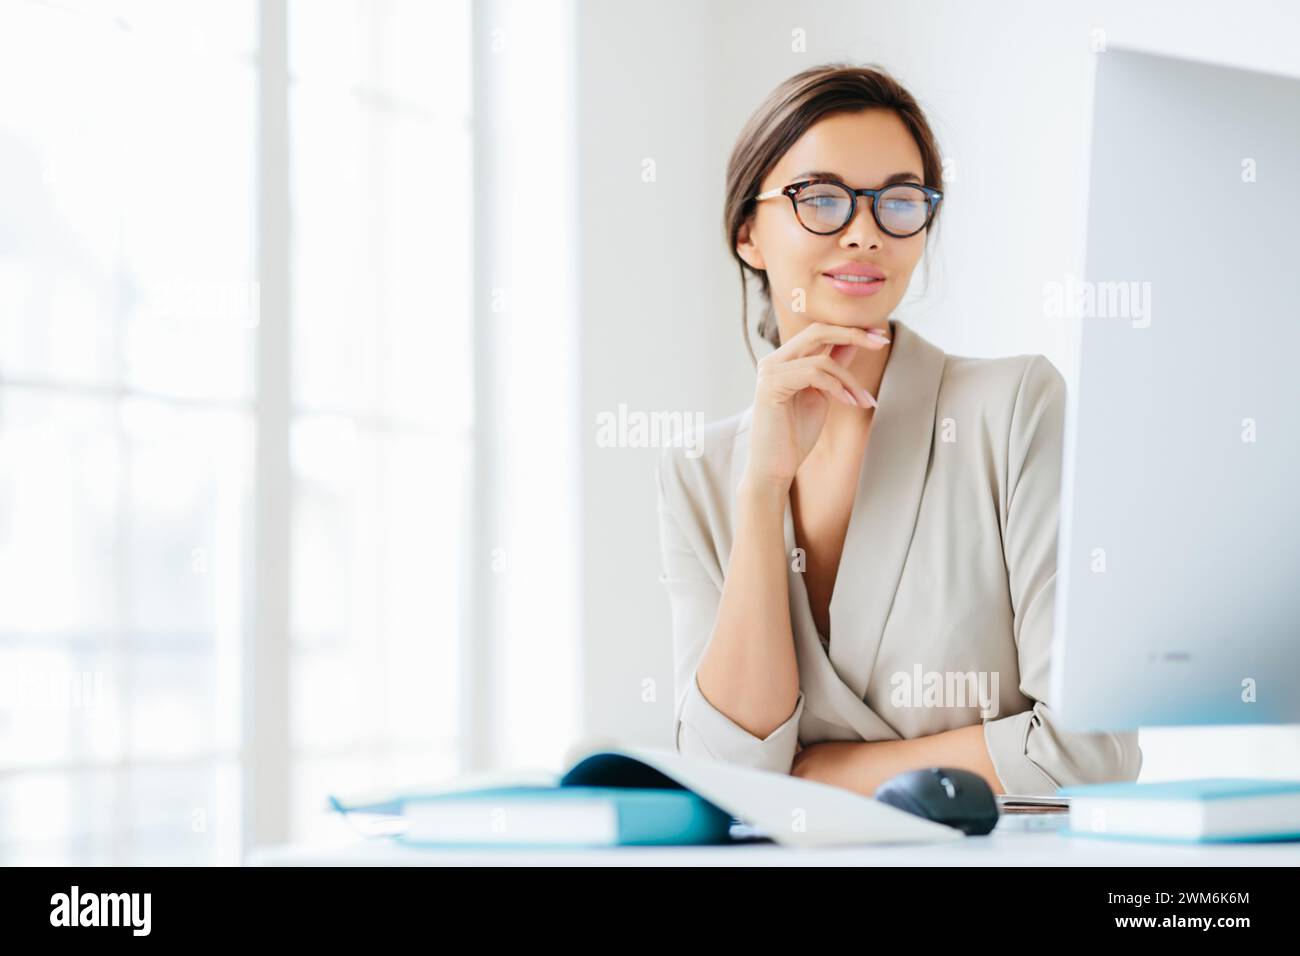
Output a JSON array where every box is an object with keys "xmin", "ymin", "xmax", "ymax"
[{"xmin": 655, "ymin": 318, "xmax": 1142, "ymax": 795}]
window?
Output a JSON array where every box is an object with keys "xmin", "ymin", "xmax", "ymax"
[
  {"xmin": 0, "ymin": 0, "xmax": 473, "ymax": 863},
  {"xmin": 285, "ymin": 0, "xmax": 472, "ymax": 841}
]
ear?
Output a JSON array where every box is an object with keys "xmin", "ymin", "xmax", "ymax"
[{"xmin": 735, "ymin": 217, "xmax": 767, "ymax": 271}]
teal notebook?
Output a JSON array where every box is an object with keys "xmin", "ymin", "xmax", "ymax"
[
  {"xmin": 330, "ymin": 751, "xmax": 736, "ymax": 848},
  {"xmin": 1057, "ymin": 778, "xmax": 1300, "ymax": 843},
  {"xmin": 329, "ymin": 743, "xmax": 967, "ymax": 849}
]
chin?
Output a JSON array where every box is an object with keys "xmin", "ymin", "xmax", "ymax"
[{"xmin": 826, "ymin": 309, "xmax": 883, "ymax": 330}]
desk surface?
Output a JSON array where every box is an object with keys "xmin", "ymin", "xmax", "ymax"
[{"xmin": 248, "ymin": 823, "xmax": 1300, "ymax": 866}]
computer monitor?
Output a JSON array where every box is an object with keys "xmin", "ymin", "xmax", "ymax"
[{"xmin": 1051, "ymin": 48, "xmax": 1300, "ymax": 731}]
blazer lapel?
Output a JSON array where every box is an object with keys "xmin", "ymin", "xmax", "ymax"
[
  {"xmin": 780, "ymin": 502, "xmax": 906, "ymax": 739},
  {"xmin": 828, "ymin": 318, "xmax": 946, "ymax": 700}
]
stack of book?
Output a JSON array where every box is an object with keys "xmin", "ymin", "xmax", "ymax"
[
  {"xmin": 329, "ymin": 742, "xmax": 967, "ymax": 849},
  {"xmin": 1058, "ymin": 778, "xmax": 1300, "ymax": 843}
]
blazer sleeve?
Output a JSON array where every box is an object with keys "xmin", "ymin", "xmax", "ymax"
[
  {"xmin": 981, "ymin": 355, "xmax": 1143, "ymax": 795},
  {"xmin": 655, "ymin": 445, "xmax": 804, "ymax": 774}
]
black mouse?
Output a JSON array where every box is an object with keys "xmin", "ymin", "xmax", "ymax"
[{"xmin": 874, "ymin": 767, "xmax": 999, "ymax": 835}]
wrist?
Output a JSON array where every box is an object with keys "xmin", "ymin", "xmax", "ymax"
[{"xmin": 738, "ymin": 471, "xmax": 791, "ymax": 511}]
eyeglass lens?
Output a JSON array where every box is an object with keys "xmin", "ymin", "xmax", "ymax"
[{"xmin": 794, "ymin": 182, "xmax": 931, "ymax": 236}]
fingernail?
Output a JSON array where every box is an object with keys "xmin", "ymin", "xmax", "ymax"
[
  {"xmin": 841, "ymin": 386, "xmax": 860, "ymax": 407},
  {"xmin": 867, "ymin": 329, "xmax": 891, "ymax": 343},
  {"xmin": 859, "ymin": 388, "xmax": 878, "ymax": 408}
]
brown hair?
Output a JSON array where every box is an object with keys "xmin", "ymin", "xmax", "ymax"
[{"xmin": 724, "ymin": 63, "xmax": 945, "ymax": 366}]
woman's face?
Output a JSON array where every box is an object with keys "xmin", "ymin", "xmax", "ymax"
[{"xmin": 737, "ymin": 109, "xmax": 929, "ymax": 339}]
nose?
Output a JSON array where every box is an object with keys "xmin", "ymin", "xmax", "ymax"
[{"xmin": 839, "ymin": 196, "xmax": 884, "ymax": 250}]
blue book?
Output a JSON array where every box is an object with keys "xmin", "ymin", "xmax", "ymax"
[
  {"xmin": 329, "ymin": 743, "xmax": 966, "ymax": 849},
  {"xmin": 1057, "ymin": 778, "xmax": 1300, "ymax": 843},
  {"xmin": 330, "ymin": 750, "xmax": 736, "ymax": 848}
]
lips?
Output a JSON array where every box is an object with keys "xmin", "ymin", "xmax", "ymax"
[
  {"xmin": 823, "ymin": 262, "xmax": 885, "ymax": 280},
  {"xmin": 823, "ymin": 263, "xmax": 886, "ymax": 296}
]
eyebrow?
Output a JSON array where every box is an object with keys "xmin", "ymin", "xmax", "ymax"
[{"xmin": 790, "ymin": 169, "xmax": 924, "ymax": 186}]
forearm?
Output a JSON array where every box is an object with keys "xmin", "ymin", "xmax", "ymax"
[
  {"xmin": 695, "ymin": 475, "xmax": 799, "ymax": 739},
  {"xmin": 791, "ymin": 724, "xmax": 1007, "ymax": 796}
]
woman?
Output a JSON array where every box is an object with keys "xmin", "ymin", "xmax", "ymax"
[{"xmin": 656, "ymin": 64, "xmax": 1141, "ymax": 797}]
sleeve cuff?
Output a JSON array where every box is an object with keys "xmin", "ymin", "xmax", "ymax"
[
  {"xmin": 983, "ymin": 709, "xmax": 1061, "ymax": 795},
  {"xmin": 676, "ymin": 671, "xmax": 804, "ymax": 775},
  {"xmin": 983, "ymin": 706, "xmax": 1144, "ymax": 796}
]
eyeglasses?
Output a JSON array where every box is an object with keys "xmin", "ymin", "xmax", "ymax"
[{"xmin": 752, "ymin": 178, "xmax": 943, "ymax": 238}]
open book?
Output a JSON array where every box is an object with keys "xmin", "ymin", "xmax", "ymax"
[{"xmin": 330, "ymin": 739, "xmax": 966, "ymax": 849}]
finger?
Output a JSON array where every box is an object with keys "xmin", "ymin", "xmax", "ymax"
[
  {"xmin": 764, "ymin": 358, "xmax": 857, "ymax": 403},
  {"xmin": 765, "ymin": 363, "xmax": 860, "ymax": 407},
  {"xmin": 818, "ymin": 353, "xmax": 877, "ymax": 408},
  {"xmin": 829, "ymin": 343, "xmax": 858, "ymax": 368},
  {"xmin": 770, "ymin": 322, "xmax": 889, "ymax": 362},
  {"xmin": 785, "ymin": 354, "xmax": 876, "ymax": 408},
  {"xmin": 775, "ymin": 322, "xmax": 877, "ymax": 358}
]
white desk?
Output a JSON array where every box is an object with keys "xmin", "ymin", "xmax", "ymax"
[{"xmin": 249, "ymin": 822, "xmax": 1300, "ymax": 866}]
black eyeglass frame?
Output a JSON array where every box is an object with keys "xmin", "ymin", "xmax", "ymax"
[{"xmin": 752, "ymin": 178, "xmax": 944, "ymax": 238}]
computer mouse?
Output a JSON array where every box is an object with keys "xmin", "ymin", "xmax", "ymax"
[{"xmin": 874, "ymin": 767, "xmax": 999, "ymax": 835}]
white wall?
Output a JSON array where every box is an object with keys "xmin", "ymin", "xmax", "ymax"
[{"xmin": 575, "ymin": 0, "xmax": 1300, "ymax": 779}]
